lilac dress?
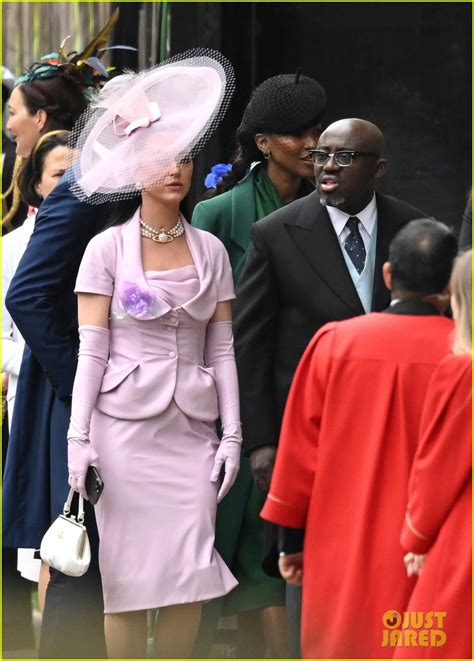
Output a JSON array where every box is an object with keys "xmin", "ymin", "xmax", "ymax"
[{"xmin": 77, "ymin": 213, "xmax": 238, "ymax": 614}]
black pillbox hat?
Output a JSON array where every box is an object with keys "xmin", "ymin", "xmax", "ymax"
[{"xmin": 243, "ymin": 72, "xmax": 327, "ymax": 135}]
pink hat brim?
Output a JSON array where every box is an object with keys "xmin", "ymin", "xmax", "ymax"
[{"xmin": 70, "ymin": 51, "xmax": 233, "ymax": 203}]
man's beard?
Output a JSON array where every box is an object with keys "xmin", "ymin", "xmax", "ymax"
[{"xmin": 319, "ymin": 193, "xmax": 346, "ymax": 208}]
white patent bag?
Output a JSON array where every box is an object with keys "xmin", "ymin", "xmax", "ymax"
[{"xmin": 40, "ymin": 488, "xmax": 91, "ymax": 577}]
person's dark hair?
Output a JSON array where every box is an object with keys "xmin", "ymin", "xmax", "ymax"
[
  {"xmin": 202, "ymin": 122, "xmax": 263, "ymax": 199},
  {"xmin": 204, "ymin": 73, "xmax": 326, "ymax": 199},
  {"xmin": 17, "ymin": 72, "xmax": 87, "ymax": 131},
  {"xmin": 389, "ymin": 218, "xmax": 458, "ymax": 294},
  {"xmin": 105, "ymin": 196, "xmax": 142, "ymax": 228},
  {"xmin": 18, "ymin": 130, "xmax": 70, "ymax": 207}
]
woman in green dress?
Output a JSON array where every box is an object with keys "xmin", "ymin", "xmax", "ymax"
[{"xmin": 192, "ymin": 71, "xmax": 327, "ymax": 658}]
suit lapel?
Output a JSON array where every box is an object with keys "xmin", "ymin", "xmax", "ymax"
[
  {"xmin": 284, "ymin": 193, "xmax": 365, "ymax": 315},
  {"xmin": 229, "ymin": 167, "xmax": 315, "ymax": 253}
]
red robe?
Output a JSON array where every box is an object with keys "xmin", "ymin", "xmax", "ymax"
[
  {"xmin": 395, "ymin": 353, "xmax": 472, "ymax": 659},
  {"xmin": 261, "ymin": 311, "xmax": 453, "ymax": 659}
]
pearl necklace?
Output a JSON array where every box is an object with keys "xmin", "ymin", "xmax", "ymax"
[{"xmin": 140, "ymin": 214, "xmax": 184, "ymax": 243}]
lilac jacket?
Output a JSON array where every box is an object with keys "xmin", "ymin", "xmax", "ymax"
[{"xmin": 75, "ymin": 209, "xmax": 235, "ymax": 421}]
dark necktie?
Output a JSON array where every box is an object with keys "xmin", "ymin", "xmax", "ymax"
[{"xmin": 344, "ymin": 216, "xmax": 366, "ymax": 274}]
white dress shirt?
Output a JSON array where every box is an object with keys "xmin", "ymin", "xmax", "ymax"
[
  {"xmin": 325, "ymin": 193, "xmax": 377, "ymax": 254},
  {"xmin": 325, "ymin": 194, "xmax": 378, "ymax": 313}
]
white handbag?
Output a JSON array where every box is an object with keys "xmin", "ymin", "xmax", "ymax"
[{"xmin": 40, "ymin": 488, "xmax": 91, "ymax": 577}]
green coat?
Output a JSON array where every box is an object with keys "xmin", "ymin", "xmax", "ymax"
[
  {"xmin": 191, "ymin": 167, "xmax": 286, "ymax": 641},
  {"xmin": 191, "ymin": 167, "xmax": 315, "ymax": 623},
  {"xmin": 192, "ymin": 167, "xmax": 257, "ymax": 283}
]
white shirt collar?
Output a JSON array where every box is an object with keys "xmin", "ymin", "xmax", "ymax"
[{"xmin": 325, "ymin": 192, "xmax": 377, "ymax": 237}]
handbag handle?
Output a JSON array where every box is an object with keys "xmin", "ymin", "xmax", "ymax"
[{"xmin": 63, "ymin": 487, "xmax": 85, "ymax": 524}]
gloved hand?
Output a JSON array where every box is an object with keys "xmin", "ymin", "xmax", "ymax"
[
  {"xmin": 211, "ymin": 423, "xmax": 242, "ymax": 502},
  {"xmin": 67, "ymin": 325, "xmax": 109, "ymax": 498},
  {"xmin": 250, "ymin": 445, "xmax": 277, "ymax": 492},
  {"xmin": 205, "ymin": 321, "xmax": 242, "ymax": 502},
  {"xmin": 68, "ymin": 437, "xmax": 99, "ymax": 499}
]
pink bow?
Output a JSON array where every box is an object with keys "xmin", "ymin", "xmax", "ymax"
[{"xmin": 113, "ymin": 100, "xmax": 161, "ymax": 137}]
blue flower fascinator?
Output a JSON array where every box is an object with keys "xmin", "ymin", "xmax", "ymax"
[{"xmin": 204, "ymin": 162, "xmax": 233, "ymax": 189}]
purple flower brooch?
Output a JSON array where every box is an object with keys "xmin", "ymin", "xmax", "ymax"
[{"xmin": 114, "ymin": 282, "xmax": 161, "ymax": 320}]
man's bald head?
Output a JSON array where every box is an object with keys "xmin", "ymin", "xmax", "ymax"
[
  {"xmin": 319, "ymin": 118, "xmax": 385, "ymax": 156},
  {"xmin": 314, "ymin": 118, "xmax": 387, "ymax": 215}
]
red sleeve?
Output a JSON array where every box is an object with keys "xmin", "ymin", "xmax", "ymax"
[
  {"xmin": 401, "ymin": 354, "xmax": 472, "ymax": 553},
  {"xmin": 261, "ymin": 323, "xmax": 336, "ymax": 528}
]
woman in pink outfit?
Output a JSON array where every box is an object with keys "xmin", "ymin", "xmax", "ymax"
[
  {"xmin": 397, "ymin": 249, "xmax": 472, "ymax": 659},
  {"xmin": 66, "ymin": 51, "xmax": 240, "ymax": 658}
]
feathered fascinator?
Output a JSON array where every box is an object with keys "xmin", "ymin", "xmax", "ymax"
[
  {"xmin": 15, "ymin": 8, "xmax": 134, "ymax": 94},
  {"xmin": 68, "ymin": 48, "xmax": 235, "ymax": 205}
]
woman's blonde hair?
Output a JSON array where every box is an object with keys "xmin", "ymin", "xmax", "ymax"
[
  {"xmin": 2, "ymin": 156, "xmax": 25, "ymax": 231},
  {"xmin": 450, "ymin": 249, "xmax": 472, "ymax": 355}
]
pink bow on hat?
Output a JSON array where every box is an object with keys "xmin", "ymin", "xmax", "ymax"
[{"xmin": 113, "ymin": 100, "xmax": 161, "ymax": 137}]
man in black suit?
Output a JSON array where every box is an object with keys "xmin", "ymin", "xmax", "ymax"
[{"xmin": 233, "ymin": 118, "xmax": 426, "ymax": 655}]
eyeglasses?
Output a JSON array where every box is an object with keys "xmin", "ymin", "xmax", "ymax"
[{"xmin": 309, "ymin": 150, "xmax": 380, "ymax": 167}]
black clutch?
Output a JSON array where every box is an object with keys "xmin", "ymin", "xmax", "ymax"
[{"xmin": 85, "ymin": 466, "xmax": 104, "ymax": 505}]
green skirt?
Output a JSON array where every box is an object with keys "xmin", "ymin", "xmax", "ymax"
[{"xmin": 218, "ymin": 457, "xmax": 285, "ymax": 614}]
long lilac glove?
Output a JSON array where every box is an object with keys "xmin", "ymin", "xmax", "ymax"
[
  {"xmin": 206, "ymin": 321, "xmax": 242, "ymax": 502},
  {"xmin": 67, "ymin": 325, "xmax": 109, "ymax": 498}
]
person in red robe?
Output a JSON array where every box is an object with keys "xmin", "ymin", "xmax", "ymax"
[
  {"xmin": 260, "ymin": 218, "xmax": 458, "ymax": 659},
  {"xmin": 396, "ymin": 249, "xmax": 472, "ymax": 659}
]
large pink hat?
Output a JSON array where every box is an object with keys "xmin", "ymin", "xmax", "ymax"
[{"xmin": 69, "ymin": 48, "xmax": 234, "ymax": 203}]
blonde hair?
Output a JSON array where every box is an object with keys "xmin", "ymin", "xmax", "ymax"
[
  {"xmin": 2, "ymin": 156, "xmax": 25, "ymax": 231},
  {"xmin": 31, "ymin": 129, "xmax": 70, "ymax": 169},
  {"xmin": 450, "ymin": 249, "xmax": 472, "ymax": 355}
]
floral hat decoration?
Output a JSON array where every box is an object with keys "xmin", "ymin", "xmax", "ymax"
[
  {"xmin": 204, "ymin": 162, "xmax": 233, "ymax": 189},
  {"xmin": 68, "ymin": 48, "xmax": 235, "ymax": 204},
  {"xmin": 15, "ymin": 8, "xmax": 135, "ymax": 97}
]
